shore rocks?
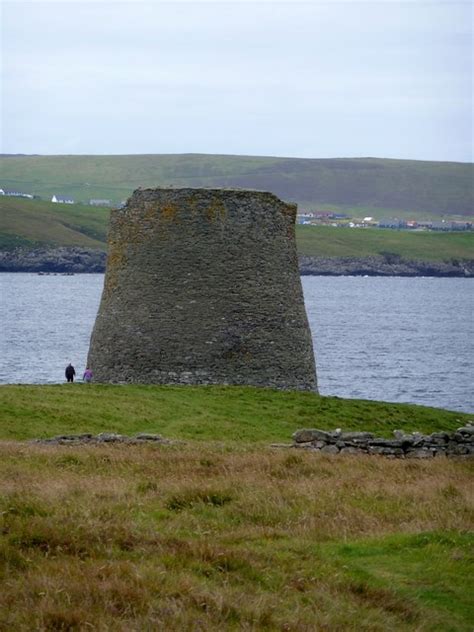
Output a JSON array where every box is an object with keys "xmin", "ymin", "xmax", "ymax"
[
  {"xmin": 290, "ymin": 422, "xmax": 474, "ymax": 458},
  {"xmin": 299, "ymin": 255, "xmax": 474, "ymax": 277},
  {"xmin": 0, "ymin": 247, "xmax": 106, "ymax": 273},
  {"xmin": 1, "ymin": 248, "xmax": 473, "ymax": 277}
]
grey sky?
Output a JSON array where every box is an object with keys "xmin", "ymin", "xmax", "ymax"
[{"xmin": 1, "ymin": 1, "xmax": 472, "ymax": 161}]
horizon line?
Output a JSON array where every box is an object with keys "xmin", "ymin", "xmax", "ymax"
[{"xmin": 0, "ymin": 152, "xmax": 472, "ymax": 165}]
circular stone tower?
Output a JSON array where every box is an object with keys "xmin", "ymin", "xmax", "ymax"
[{"xmin": 87, "ymin": 188, "xmax": 317, "ymax": 391}]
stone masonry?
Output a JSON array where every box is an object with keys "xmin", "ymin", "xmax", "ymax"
[
  {"xmin": 87, "ymin": 188, "xmax": 317, "ymax": 390},
  {"xmin": 290, "ymin": 423, "xmax": 474, "ymax": 458}
]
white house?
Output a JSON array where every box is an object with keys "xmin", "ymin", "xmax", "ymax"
[
  {"xmin": 3, "ymin": 190, "xmax": 33, "ymax": 198},
  {"xmin": 52, "ymin": 195, "xmax": 74, "ymax": 204}
]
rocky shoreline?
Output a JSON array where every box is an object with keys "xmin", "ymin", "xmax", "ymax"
[
  {"xmin": 0, "ymin": 247, "xmax": 107, "ymax": 273},
  {"xmin": 299, "ymin": 255, "xmax": 474, "ymax": 277},
  {"xmin": 1, "ymin": 247, "xmax": 473, "ymax": 277}
]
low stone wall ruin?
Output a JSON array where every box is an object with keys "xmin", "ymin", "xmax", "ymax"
[
  {"xmin": 31, "ymin": 433, "xmax": 176, "ymax": 446},
  {"xmin": 290, "ymin": 423, "xmax": 474, "ymax": 458},
  {"xmin": 30, "ymin": 424, "xmax": 474, "ymax": 458}
]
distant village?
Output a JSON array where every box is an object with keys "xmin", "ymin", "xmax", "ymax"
[
  {"xmin": 0, "ymin": 188, "xmax": 126, "ymax": 209},
  {"xmin": 0, "ymin": 188, "xmax": 471, "ymax": 232},
  {"xmin": 296, "ymin": 210, "xmax": 472, "ymax": 232}
]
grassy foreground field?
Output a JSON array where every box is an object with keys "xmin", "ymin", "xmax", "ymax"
[
  {"xmin": 1, "ymin": 197, "xmax": 473, "ymax": 262},
  {"xmin": 0, "ymin": 443, "xmax": 472, "ymax": 631},
  {"xmin": 0, "ymin": 385, "xmax": 473, "ymax": 630}
]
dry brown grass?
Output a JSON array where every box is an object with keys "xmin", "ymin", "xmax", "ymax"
[{"xmin": 0, "ymin": 442, "xmax": 472, "ymax": 631}]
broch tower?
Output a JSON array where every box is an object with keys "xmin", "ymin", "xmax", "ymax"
[{"xmin": 87, "ymin": 187, "xmax": 317, "ymax": 391}]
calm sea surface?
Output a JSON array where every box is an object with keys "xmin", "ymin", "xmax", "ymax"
[{"xmin": 0, "ymin": 274, "xmax": 473, "ymax": 413}]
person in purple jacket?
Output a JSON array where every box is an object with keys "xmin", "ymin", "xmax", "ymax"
[{"xmin": 83, "ymin": 368, "xmax": 93, "ymax": 383}]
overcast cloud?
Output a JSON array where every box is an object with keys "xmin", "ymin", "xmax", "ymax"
[{"xmin": 1, "ymin": 1, "xmax": 472, "ymax": 160}]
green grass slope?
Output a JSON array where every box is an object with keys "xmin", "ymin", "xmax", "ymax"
[
  {"xmin": 1, "ymin": 153, "xmax": 473, "ymax": 216},
  {"xmin": 1, "ymin": 197, "xmax": 473, "ymax": 261},
  {"xmin": 0, "ymin": 384, "xmax": 470, "ymax": 442},
  {"xmin": 296, "ymin": 225, "xmax": 474, "ymax": 261},
  {"xmin": 0, "ymin": 197, "xmax": 108, "ymax": 250}
]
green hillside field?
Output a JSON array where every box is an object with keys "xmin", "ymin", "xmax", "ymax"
[
  {"xmin": 0, "ymin": 197, "xmax": 108, "ymax": 250},
  {"xmin": 296, "ymin": 225, "xmax": 474, "ymax": 261},
  {"xmin": 0, "ymin": 384, "xmax": 473, "ymax": 630},
  {"xmin": 1, "ymin": 153, "xmax": 473, "ymax": 217},
  {"xmin": 1, "ymin": 196, "xmax": 472, "ymax": 262}
]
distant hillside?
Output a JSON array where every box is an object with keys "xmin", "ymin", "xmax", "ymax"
[
  {"xmin": 1, "ymin": 198, "xmax": 473, "ymax": 266},
  {"xmin": 1, "ymin": 154, "xmax": 472, "ymax": 217},
  {"xmin": 0, "ymin": 197, "xmax": 107, "ymax": 250}
]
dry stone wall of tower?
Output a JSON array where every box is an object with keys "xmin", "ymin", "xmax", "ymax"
[{"xmin": 87, "ymin": 187, "xmax": 317, "ymax": 391}]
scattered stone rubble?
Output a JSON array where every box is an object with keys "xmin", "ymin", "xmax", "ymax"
[
  {"xmin": 287, "ymin": 422, "xmax": 474, "ymax": 458},
  {"xmin": 29, "ymin": 424, "xmax": 474, "ymax": 457},
  {"xmin": 31, "ymin": 432, "xmax": 178, "ymax": 446}
]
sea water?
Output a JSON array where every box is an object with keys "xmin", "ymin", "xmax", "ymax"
[{"xmin": 0, "ymin": 274, "xmax": 472, "ymax": 413}]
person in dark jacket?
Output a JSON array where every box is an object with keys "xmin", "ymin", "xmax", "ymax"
[{"xmin": 65, "ymin": 363, "xmax": 76, "ymax": 383}]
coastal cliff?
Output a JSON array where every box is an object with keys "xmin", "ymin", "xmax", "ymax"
[{"xmin": 1, "ymin": 247, "xmax": 473, "ymax": 277}]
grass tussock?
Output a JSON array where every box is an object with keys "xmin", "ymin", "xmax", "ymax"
[{"xmin": 0, "ymin": 442, "xmax": 472, "ymax": 631}]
